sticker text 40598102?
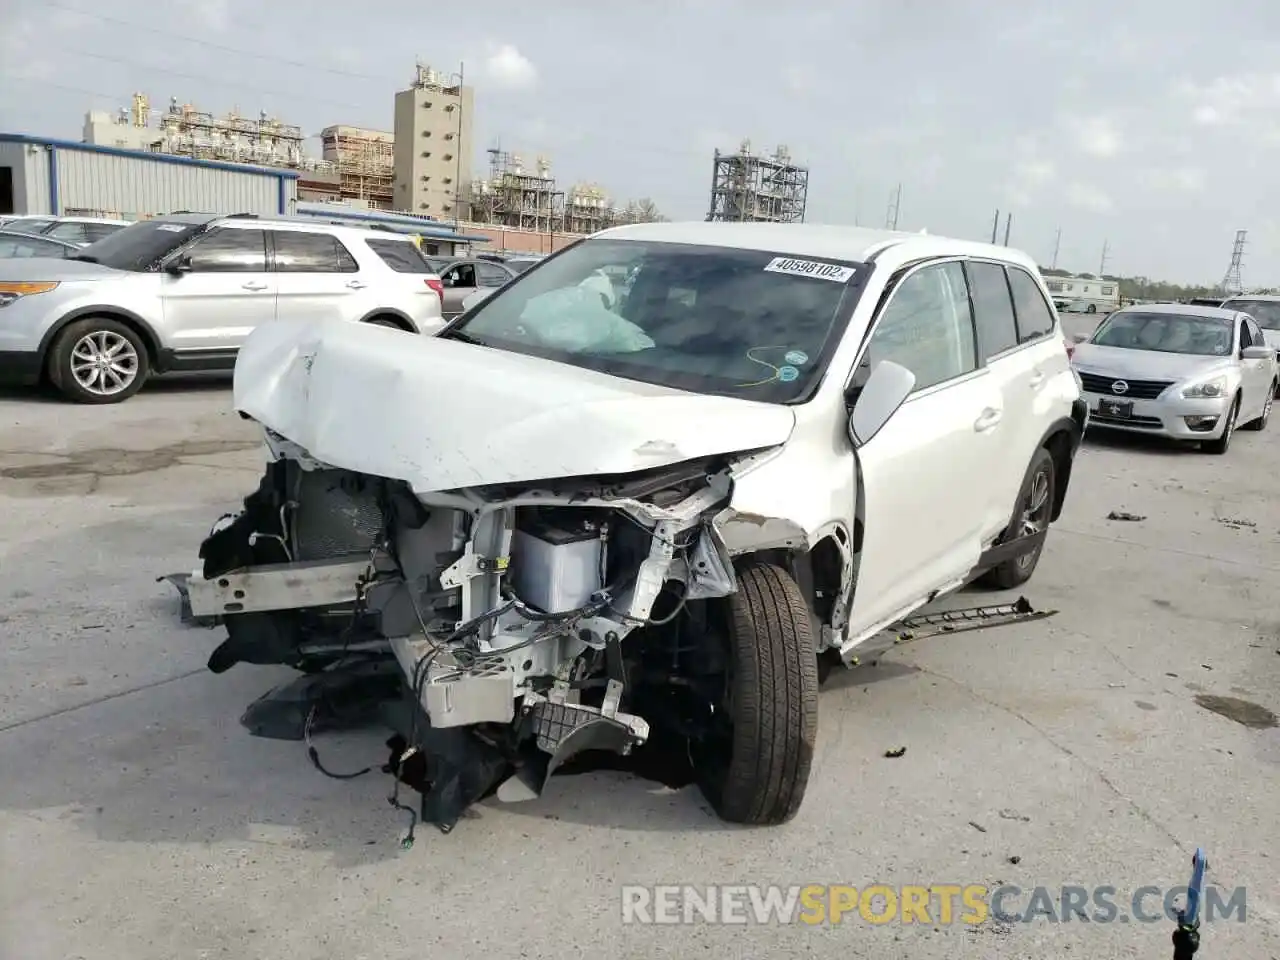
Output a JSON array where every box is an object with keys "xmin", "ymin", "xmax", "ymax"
[{"xmin": 764, "ymin": 257, "xmax": 856, "ymax": 283}]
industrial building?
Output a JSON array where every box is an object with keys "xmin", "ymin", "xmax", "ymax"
[
  {"xmin": 706, "ymin": 140, "xmax": 809, "ymax": 223},
  {"xmin": 392, "ymin": 63, "xmax": 473, "ymax": 220},
  {"xmin": 0, "ymin": 133, "xmax": 298, "ymax": 219},
  {"xmin": 563, "ymin": 183, "xmax": 617, "ymax": 235},
  {"xmin": 470, "ymin": 149, "xmax": 562, "ymax": 231},
  {"xmin": 321, "ymin": 125, "xmax": 394, "ymax": 209}
]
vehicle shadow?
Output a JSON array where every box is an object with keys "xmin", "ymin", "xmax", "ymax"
[
  {"xmin": 0, "ymin": 372, "xmax": 230, "ymax": 405},
  {"xmin": 1082, "ymin": 427, "xmax": 1202, "ymax": 456}
]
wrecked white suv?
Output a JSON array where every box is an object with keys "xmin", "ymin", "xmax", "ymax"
[{"xmin": 180, "ymin": 223, "xmax": 1086, "ymax": 834}]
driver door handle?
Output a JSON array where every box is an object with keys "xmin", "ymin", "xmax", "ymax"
[
  {"xmin": 974, "ymin": 408, "xmax": 1003, "ymax": 432},
  {"xmin": 241, "ymin": 281, "xmax": 268, "ymax": 291},
  {"xmin": 345, "ymin": 280, "xmax": 367, "ymax": 290},
  {"xmin": 1028, "ymin": 370, "xmax": 1045, "ymax": 388}
]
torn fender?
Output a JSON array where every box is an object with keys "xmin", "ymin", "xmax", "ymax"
[{"xmin": 711, "ymin": 507, "xmax": 811, "ymax": 556}]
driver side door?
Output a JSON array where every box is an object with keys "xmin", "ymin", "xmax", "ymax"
[
  {"xmin": 843, "ymin": 259, "xmax": 1007, "ymax": 642},
  {"xmin": 160, "ymin": 227, "xmax": 275, "ymax": 357}
]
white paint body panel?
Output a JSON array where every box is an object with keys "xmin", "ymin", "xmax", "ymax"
[{"xmin": 232, "ymin": 315, "xmax": 797, "ymax": 493}]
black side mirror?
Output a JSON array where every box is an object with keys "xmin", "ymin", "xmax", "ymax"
[{"xmin": 165, "ymin": 254, "xmax": 192, "ymax": 275}]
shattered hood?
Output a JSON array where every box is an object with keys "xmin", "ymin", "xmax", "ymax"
[{"xmin": 232, "ymin": 316, "xmax": 797, "ymax": 493}]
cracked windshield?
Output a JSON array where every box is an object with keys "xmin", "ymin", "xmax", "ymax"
[{"xmin": 1, "ymin": 1, "xmax": 1277, "ymax": 959}]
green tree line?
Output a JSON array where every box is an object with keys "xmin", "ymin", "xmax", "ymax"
[{"xmin": 1038, "ymin": 266, "xmax": 1278, "ymax": 301}]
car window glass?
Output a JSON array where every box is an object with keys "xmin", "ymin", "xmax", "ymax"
[
  {"xmin": 1007, "ymin": 267, "xmax": 1056, "ymax": 343},
  {"xmin": 860, "ymin": 261, "xmax": 977, "ymax": 393},
  {"xmin": 1247, "ymin": 317, "xmax": 1266, "ymax": 345},
  {"xmin": 966, "ymin": 261, "xmax": 1019, "ymax": 358},
  {"xmin": 1239, "ymin": 320, "xmax": 1253, "ymax": 349},
  {"xmin": 183, "ymin": 228, "xmax": 267, "ymax": 272},
  {"xmin": 273, "ymin": 232, "xmax": 356, "ymax": 273},
  {"xmin": 22, "ymin": 219, "xmax": 55, "ymax": 233},
  {"xmin": 447, "ymin": 263, "xmax": 477, "ymax": 287},
  {"xmin": 82, "ymin": 223, "xmax": 122, "ymax": 243},
  {"xmin": 476, "ymin": 263, "xmax": 510, "ymax": 287},
  {"xmin": 47, "ymin": 222, "xmax": 88, "ymax": 244},
  {"xmin": 1222, "ymin": 299, "xmax": 1280, "ymax": 330},
  {"xmin": 366, "ymin": 238, "xmax": 433, "ymax": 274}
]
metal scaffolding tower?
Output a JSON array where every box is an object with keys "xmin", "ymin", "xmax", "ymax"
[
  {"xmin": 705, "ymin": 140, "xmax": 809, "ymax": 223},
  {"xmin": 1221, "ymin": 230, "xmax": 1247, "ymax": 294}
]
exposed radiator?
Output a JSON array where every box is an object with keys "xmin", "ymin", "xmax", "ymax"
[{"xmin": 292, "ymin": 468, "xmax": 384, "ymax": 561}]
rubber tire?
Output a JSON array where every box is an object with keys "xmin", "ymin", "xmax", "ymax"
[
  {"xmin": 1241, "ymin": 383, "xmax": 1275, "ymax": 431},
  {"xmin": 697, "ymin": 561, "xmax": 819, "ymax": 826},
  {"xmin": 365, "ymin": 316, "xmax": 410, "ymax": 331},
  {"xmin": 47, "ymin": 316, "xmax": 150, "ymax": 404},
  {"xmin": 1202, "ymin": 395, "xmax": 1240, "ymax": 454},
  {"xmin": 976, "ymin": 447, "xmax": 1056, "ymax": 590}
]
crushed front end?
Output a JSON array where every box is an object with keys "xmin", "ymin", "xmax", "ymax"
[{"xmin": 185, "ymin": 433, "xmax": 741, "ymax": 834}]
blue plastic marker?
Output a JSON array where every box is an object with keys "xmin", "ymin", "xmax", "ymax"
[{"xmin": 1184, "ymin": 847, "xmax": 1207, "ymax": 926}]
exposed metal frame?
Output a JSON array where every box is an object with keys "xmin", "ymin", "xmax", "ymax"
[{"xmin": 705, "ymin": 141, "xmax": 809, "ymax": 223}]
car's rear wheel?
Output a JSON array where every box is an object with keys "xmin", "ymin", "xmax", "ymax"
[
  {"xmin": 693, "ymin": 560, "xmax": 818, "ymax": 825},
  {"xmin": 977, "ymin": 447, "xmax": 1056, "ymax": 590},
  {"xmin": 1242, "ymin": 384, "xmax": 1274, "ymax": 431},
  {"xmin": 1202, "ymin": 395, "xmax": 1240, "ymax": 454},
  {"xmin": 365, "ymin": 316, "xmax": 410, "ymax": 331},
  {"xmin": 47, "ymin": 317, "xmax": 149, "ymax": 404}
]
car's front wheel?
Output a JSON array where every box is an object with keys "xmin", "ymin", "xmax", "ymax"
[
  {"xmin": 693, "ymin": 560, "xmax": 819, "ymax": 826},
  {"xmin": 47, "ymin": 317, "xmax": 150, "ymax": 404},
  {"xmin": 1202, "ymin": 394, "xmax": 1240, "ymax": 454},
  {"xmin": 977, "ymin": 446, "xmax": 1056, "ymax": 590}
]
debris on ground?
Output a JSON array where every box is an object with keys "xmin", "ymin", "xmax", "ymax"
[
  {"xmin": 1007, "ymin": 855, "xmax": 1022, "ymax": 865},
  {"xmin": 1193, "ymin": 694, "xmax": 1278, "ymax": 729},
  {"xmin": 1215, "ymin": 516, "xmax": 1257, "ymax": 530},
  {"xmin": 1106, "ymin": 510, "xmax": 1146, "ymax": 522},
  {"xmin": 998, "ymin": 809, "xmax": 1031, "ymax": 822},
  {"xmin": 883, "ymin": 747, "xmax": 907, "ymax": 759},
  {"xmin": 968, "ymin": 820, "xmax": 988, "ymax": 833}
]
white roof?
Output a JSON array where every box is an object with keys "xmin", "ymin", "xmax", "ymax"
[
  {"xmin": 594, "ymin": 221, "xmax": 1041, "ymax": 272},
  {"xmin": 1221, "ymin": 293, "xmax": 1280, "ymax": 302}
]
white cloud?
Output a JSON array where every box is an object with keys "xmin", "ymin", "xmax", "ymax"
[
  {"xmin": 782, "ymin": 65, "xmax": 816, "ymax": 95},
  {"xmin": 1066, "ymin": 183, "xmax": 1114, "ymax": 213},
  {"xmin": 482, "ymin": 43, "xmax": 538, "ymax": 90},
  {"xmin": 1146, "ymin": 167, "xmax": 1206, "ymax": 193},
  {"xmin": 1181, "ymin": 73, "xmax": 1280, "ymax": 127},
  {"xmin": 174, "ymin": 0, "xmax": 232, "ymax": 32},
  {"xmin": 1075, "ymin": 115, "xmax": 1123, "ymax": 158}
]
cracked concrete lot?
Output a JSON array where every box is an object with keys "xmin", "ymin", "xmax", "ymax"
[{"xmin": 1, "ymin": 377, "xmax": 1278, "ymax": 960}]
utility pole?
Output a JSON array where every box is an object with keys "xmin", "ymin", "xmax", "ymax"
[
  {"xmin": 1051, "ymin": 227, "xmax": 1061, "ymax": 269},
  {"xmin": 990, "ymin": 209, "xmax": 1000, "ymax": 244},
  {"xmin": 1099, "ymin": 239, "xmax": 1110, "ymax": 277},
  {"xmin": 1002, "ymin": 212, "xmax": 1012, "ymax": 247},
  {"xmin": 1221, "ymin": 230, "xmax": 1247, "ymax": 294},
  {"xmin": 884, "ymin": 184, "xmax": 902, "ymax": 230}
]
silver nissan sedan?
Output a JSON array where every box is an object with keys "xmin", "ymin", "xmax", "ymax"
[{"xmin": 1070, "ymin": 303, "xmax": 1277, "ymax": 453}]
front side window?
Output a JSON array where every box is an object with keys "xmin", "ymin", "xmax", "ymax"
[
  {"xmin": 966, "ymin": 261, "xmax": 1019, "ymax": 358},
  {"xmin": 1221, "ymin": 298, "xmax": 1280, "ymax": 330},
  {"xmin": 0, "ymin": 234, "xmax": 69, "ymax": 258},
  {"xmin": 1090, "ymin": 311, "xmax": 1233, "ymax": 356},
  {"xmin": 184, "ymin": 228, "xmax": 267, "ymax": 273},
  {"xmin": 448, "ymin": 238, "xmax": 864, "ymax": 403},
  {"xmin": 272, "ymin": 231, "xmax": 357, "ymax": 273},
  {"xmin": 861, "ymin": 261, "xmax": 976, "ymax": 393},
  {"xmin": 46, "ymin": 221, "xmax": 89, "ymax": 244},
  {"xmin": 1007, "ymin": 267, "xmax": 1056, "ymax": 343},
  {"xmin": 445, "ymin": 263, "xmax": 477, "ymax": 288}
]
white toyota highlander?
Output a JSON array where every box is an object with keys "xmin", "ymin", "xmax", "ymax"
[{"xmin": 179, "ymin": 222, "xmax": 1087, "ymax": 833}]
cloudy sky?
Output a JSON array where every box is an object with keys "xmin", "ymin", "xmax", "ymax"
[{"xmin": 1, "ymin": 0, "xmax": 1277, "ymax": 285}]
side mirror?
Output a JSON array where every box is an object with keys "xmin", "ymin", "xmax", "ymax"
[
  {"xmin": 1241, "ymin": 345, "xmax": 1273, "ymax": 360},
  {"xmin": 164, "ymin": 254, "xmax": 192, "ymax": 275},
  {"xmin": 848, "ymin": 359, "xmax": 916, "ymax": 447}
]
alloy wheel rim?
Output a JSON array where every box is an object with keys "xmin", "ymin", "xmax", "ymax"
[
  {"xmin": 1014, "ymin": 468, "xmax": 1052, "ymax": 570},
  {"xmin": 70, "ymin": 331, "xmax": 138, "ymax": 396}
]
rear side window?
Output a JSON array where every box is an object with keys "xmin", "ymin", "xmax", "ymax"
[
  {"xmin": 965, "ymin": 261, "xmax": 1019, "ymax": 358},
  {"xmin": 83, "ymin": 223, "xmax": 125, "ymax": 243},
  {"xmin": 476, "ymin": 262, "xmax": 511, "ymax": 287},
  {"xmin": 1007, "ymin": 267, "xmax": 1056, "ymax": 343},
  {"xmin": 47, "ymin": 222, "xmax": 89, "ymax": 244},
  {"xmin": 273, "ymin": 232, "xmax": 358, "ymax": 273},
  {"xmin": 366, "ymin": 238, "xmax": 433, "ymax": 274}
]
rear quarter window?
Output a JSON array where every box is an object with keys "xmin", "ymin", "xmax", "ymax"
[
  {"xmin": 1007, "ymin": 267, "xmax": 1056, "ymax": 343},
  {"xmin": 366, "ymin": 238, "xmax": 434, "ymax": 273},
  {"xmin": 965, "ymin": 261, "xmax": 1020, "ymax": 358}
]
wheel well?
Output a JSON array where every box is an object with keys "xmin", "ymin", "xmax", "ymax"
[
  {"xmin": 364, "ymin": 313, "xmax": 414, "ymax": 332},
  {"xmin": 1043, "ymin": 429, "xmax": 1075, "ymax": 521},
  {"xmin": 43, "ymin": 312, "xmax": 159, "ymax": 376}
]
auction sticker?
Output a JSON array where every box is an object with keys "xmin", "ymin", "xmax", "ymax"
[{"xmin": 764, "ymin": 257, "xmax": 855, "ymax": 283}]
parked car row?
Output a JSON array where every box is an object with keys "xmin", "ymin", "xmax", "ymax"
[{"xmin": 0, "ymin": 214, "xmax": 130, "ymax": 246}]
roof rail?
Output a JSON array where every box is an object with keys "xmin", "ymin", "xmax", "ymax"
[{"xmin": 224, "ymin": 212, "xmax": 261, "ymax": 219}]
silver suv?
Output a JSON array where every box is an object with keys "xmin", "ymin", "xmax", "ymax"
[{"xmin": 0, "ymin": 213, "xmax": 446, "ymax": 403}]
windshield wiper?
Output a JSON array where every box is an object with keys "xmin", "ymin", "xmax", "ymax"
[
  {"xmin": 441, "ymin": 328, "xmax": 484, "ymax": 345},
  {"xmin": 69, "ymin": 254, "xmax": 99, "ymax": 263}
]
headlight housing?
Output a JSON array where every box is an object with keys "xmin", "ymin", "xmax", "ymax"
[
  {"xmin": 0, "ymin": 281, "xmax": 59, "ymax": 307},
  {"xmin": 1181, "ymin": 375, "xmax": 1227, "ymax": 399}
]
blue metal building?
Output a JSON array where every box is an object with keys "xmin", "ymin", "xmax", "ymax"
[{"xmin": 0, "ymin": 132, "xmax": 298, "ymax": 220}]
